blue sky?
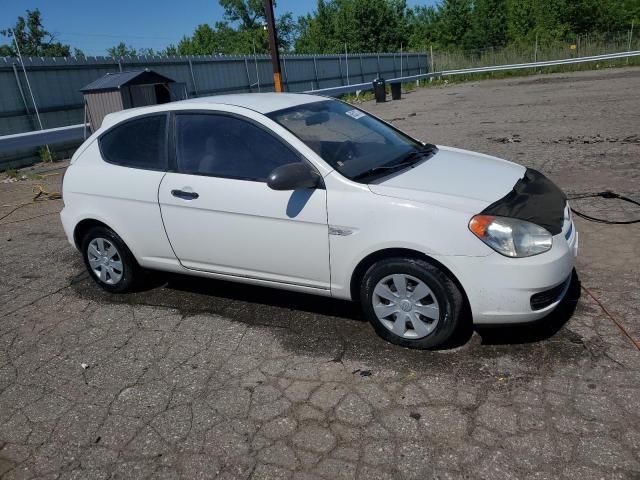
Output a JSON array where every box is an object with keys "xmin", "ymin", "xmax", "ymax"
[{"xmin": 1, "ymin": 0, "xmax": 436, "ymax": 56}]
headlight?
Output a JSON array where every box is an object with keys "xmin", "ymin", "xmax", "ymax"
[{"xmin": 469, "ymin": 215, "xmax": 552, "ymax": 257}]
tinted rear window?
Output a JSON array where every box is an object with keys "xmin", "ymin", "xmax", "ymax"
[{"xmin": 100, "ymin": 114, "xmax": 167, "ymax": 170}]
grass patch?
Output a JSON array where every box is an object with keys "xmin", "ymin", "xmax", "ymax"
[
  {"xmin": 403, "ymin": 82, "xmax": 417, "ymax": 92},
  {"xmin": 343, "ymin": 90, "xmax": 375, "ymax": 104},
  {"xmin": 337, "ymin": 58, "xmax": 639, "ymax": 104},
  {"xmin": 4, "ymin": 168, "xmax": 19, "ymax": 179},
  {"xmin": 38, "ymin": 146, "xmax": 55, "ymax": 163},
  {"xmin": 420, "ymin": 58, "xmax": 640, "ymax": 88}
]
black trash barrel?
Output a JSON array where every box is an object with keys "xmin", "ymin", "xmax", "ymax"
[
  {"xmin": 390, "ymin": 82, "xmax": 401, "ymax": 100},
  {"xmin": 372, "ymin": 78, "xmax": 386, "ymax": 103}
]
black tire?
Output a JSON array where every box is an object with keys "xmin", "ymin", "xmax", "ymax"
[
  {"xmin": 80, "ymin": 226, "xmax": 141, "ymax": 293},
  {"xmin": 360, "ymin": 257, "xmax": 464, "ymax": 349}
]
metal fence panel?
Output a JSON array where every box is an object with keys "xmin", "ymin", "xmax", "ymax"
[
  {"xmin": 3, "ymin": 43, "xmax": 637, "ymax": 169},
  {"xmin": 0, "ymin": 52, "xmax": 426, "ymax": 168},
  {"xmin": 3, "ymin": 49, "xmax": 638, "ymax": 169}
]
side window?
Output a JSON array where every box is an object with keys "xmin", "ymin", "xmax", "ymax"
[
  {"xmin": 175, "ymin": 113, "xmax": 302, "ymax": 181},
  {"xmin": 100, "ymin": 114, "xmax": 167, "ymax": 170}
]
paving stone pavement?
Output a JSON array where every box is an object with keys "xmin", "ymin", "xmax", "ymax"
[{"xmin": 0, "ymin": 68, "xmax": 639, "ymax": 479}]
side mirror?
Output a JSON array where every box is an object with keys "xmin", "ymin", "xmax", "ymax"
[{"xmin": 267, "ymin": 163, "xmax": 321, "ymax": 191}]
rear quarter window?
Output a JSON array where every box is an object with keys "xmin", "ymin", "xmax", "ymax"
[{"xmin": 99, "ymin": 114, "xmax": 168, "ymax": 170}]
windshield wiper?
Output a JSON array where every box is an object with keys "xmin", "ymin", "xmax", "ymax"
[
  {"xmin": 351, "ymin": 144, "xmax": 437, "ymax": 182},
  {"xmin": 395, "ymin": 144, "xmax": 437, "ymax": 165}
]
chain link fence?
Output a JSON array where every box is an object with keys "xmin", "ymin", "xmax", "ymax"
[{"xmin": 430, "ymin": 30, "xmax": 639, "ymax": 72}]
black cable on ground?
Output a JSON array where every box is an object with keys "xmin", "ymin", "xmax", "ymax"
[
  {"xmin": 582, "ymin": 285, "xmax": 640, "ymax": 352},
  {"xmin": 567, "ymin": 190, "xmax": 640, "ymax": 225}
]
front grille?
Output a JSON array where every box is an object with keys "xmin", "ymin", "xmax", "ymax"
[{"xmin": 530, "ymin": 276, "xmax": 571, "ymax": 311}]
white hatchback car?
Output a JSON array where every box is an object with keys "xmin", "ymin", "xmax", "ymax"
[{"xmin": 61, "ymin": 93, "xmax": 578, "ymax": 349}]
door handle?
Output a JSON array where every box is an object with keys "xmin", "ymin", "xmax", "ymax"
[{"xmin": 171, "ymin": 189, "xmax": 199, "ymax": 200}]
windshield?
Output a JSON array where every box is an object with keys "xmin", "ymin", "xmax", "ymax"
[{"xmin": 267, "ymin": 100, "xmax": 431, "ymax": 182}]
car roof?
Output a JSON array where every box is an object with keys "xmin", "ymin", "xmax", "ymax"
[
  {"xmin": 100, "ymin": 93, "xmax": 330, "ymax": 129},
  {"xmin": 175, "ymin": 92, "xmax": 328, "ymax": 114}
]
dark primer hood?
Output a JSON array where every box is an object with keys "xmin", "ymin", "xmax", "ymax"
[{"xmin": 481, "ymin": 168, "xmax": 567, "ymax": 235}]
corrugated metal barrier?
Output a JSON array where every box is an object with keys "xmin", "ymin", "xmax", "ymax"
[
  {"xmin": 2, "ymin": 49, "xmax": 639, "ymax": 169},
  {"xmin": 0, "ymin": 52, "xmax": 427, "ymax": 168}
]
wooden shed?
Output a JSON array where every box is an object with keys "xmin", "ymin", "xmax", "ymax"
[{"xmin": 80, "ymin": 69, "xmax": 187, "ymax": 132}]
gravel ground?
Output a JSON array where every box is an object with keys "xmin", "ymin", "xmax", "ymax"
[{"xmin": 0, "ymin": 67, "xmax": 639, "ymax": 480}]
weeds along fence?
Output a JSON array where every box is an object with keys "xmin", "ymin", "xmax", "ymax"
[
  {"xmin": 429, "ymin": 30, "xmax": 640, "ymax": 73},
  {"xmin": 0, "ymin": 52, "xmax": 427, "ymax": 168}
]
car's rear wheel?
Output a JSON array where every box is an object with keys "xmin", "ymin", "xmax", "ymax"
[
  {"xmin": 81, "ymin": 226, "xmax": 140, "ymax": 293},
  {"xmin": 360, "ymin": 257, "xmax": 464, "ymax": 349}
]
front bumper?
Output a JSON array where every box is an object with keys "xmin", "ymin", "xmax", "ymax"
[{"xmin": 441, "ymin": 212, "xmax": 578, "ymax": 325}]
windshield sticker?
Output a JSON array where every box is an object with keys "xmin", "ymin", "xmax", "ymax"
[{"xmin": 345, "ymin": 109, "xmax": 366, "ymax": 120}]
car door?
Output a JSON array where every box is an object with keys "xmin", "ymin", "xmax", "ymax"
[
  {"xmin": 158, "ymin": 111, "xmax": 331, "ymax": 290},
  {"xmin": 76, "ymin": 113, "xmax": 176, "ymax": 265}
]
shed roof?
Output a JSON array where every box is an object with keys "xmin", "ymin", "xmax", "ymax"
[{"xmin": 81, "ymin": 69, "xmax": 175, "ymax": 93}]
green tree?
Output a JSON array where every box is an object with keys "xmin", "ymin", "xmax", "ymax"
[
  {"xmin": 506, "ymin": 0, "xmax": 570, "ymax": 44},
  {"xmin": 437, "ymin": 0, "xmax": 474, "ymax": 49},
  {"xmin": 505, "ymin": 0, "xmax": 536, "ymax": 43},
  {"xmin": 277, "ymin": 12, "xmax": 297, "ymax": 51},
  {"xmin": 219, "ymin": 0, "xmax": 267, "ymax": 29},
  {"xmin": 137, "ymin": 47, "xmax": 158, "ymax": 56},
  {"xmin": 557, "ymin": 0, "xmax": 638, "ymax": 35},
  {"xmin": 163, "ymin": 44, "xmax": 179, "ymax": 56},
  {"xmin": 5, "ymin": 0, "xmax": 638, "ymax": 59},
  {"xmin": 295, "ymin": 0, "xmax": 341, "ymax": 53},
  {"xmin": 296, "ymin": 0, "xmax": 410, "ymax": 53},
  {"xmin": 0, "ymin": 9, "xmax": 81, "ymax": 57},
  {"xmin": 173, "ymin": 0, "xmax": 295, "ymax": 55},
  {"xmin": 106, "ymin": 42, "xmax": 139, "ymax": 57},
  {"xmin": 407, "ymin": 5, "xmax": 441, "ymax": 51},
  {"xmin": 175, "ymin": 22, "xmax": 261, "ymax": 55},
  {"xmin": 470, "ymin": 0, "xmax": 508, "ymax": 48}
]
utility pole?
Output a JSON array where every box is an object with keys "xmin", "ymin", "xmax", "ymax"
[{"xmin": 263, "ymin": 0, "xmax": 283, "ymax": 92}]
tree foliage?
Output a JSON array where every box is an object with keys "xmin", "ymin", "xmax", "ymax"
[
  {"xmin": 0, "ymin": 9, "xmax": 83, "ymax": 57},
  {"xmin": 172, "ymin": 0, "xmax": 296, "ymax": 55},
  {"xmin": 107, "ymin": 42, "xmax": 139, "ymax": 57},
  {"xmin": 299, "ymin": 0, "xmax": 639, "ymax": 53},
  {"xmin": 296, "ymin": 0, "xmax": 410, "ymax": 53},
  {"xmin": 2, "ymin": 1, "xmax": 638, "ymax": 59},
  {"xmin": 219, "ymin": 0, "xmax": 267, "ymax": 30}
]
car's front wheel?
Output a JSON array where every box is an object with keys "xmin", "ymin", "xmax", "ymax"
[
  {"xmin": 360, "ymin": 258, "xmax": 464, "ymax": 349},
  {"xmin": 81, "ymin": 226, "xmax": 140, "ymax": 293}
]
